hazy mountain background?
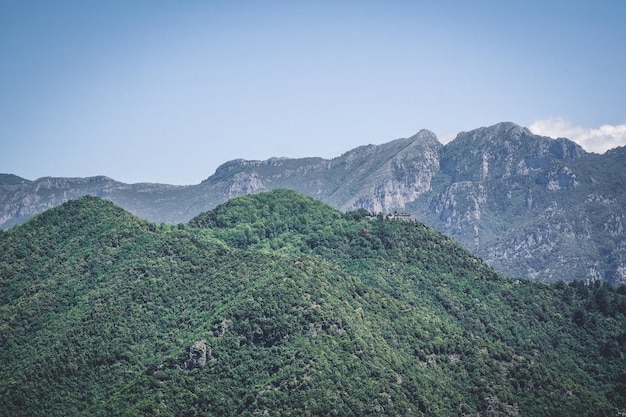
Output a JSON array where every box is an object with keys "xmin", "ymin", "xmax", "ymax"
[
  {"xmin": 2, "ymin": 122, "xmax": 625, "ymax": 285},
  {"xmin": 1, "ymin": 192, "xmax": 624, "ymax": 416}
]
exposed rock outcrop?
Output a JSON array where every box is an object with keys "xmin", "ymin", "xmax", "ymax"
[{"xmin": 182, "ymin": 340, "xmax": 212, "ymax": 370}]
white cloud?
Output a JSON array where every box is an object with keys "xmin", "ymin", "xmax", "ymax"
[{"xmin": 529, "ymin": 117, "xmax": 626, "ymax": 154}]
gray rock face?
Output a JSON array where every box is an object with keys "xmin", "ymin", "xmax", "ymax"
[
  {"xmin": 183, "ymin": 340, "xmax": 209, "ymax": 370},
  {"xmin": 410, "ymin": 123, "xmax": 625, "ymax": 286},
  {"xmin": 2, "ymin": 122, "xmax": 624, "ymax": 285}
]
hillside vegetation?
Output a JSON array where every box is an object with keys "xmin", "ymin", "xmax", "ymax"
[{"xmin": 1, "ymin": 191, "xmax": 625, "ymax": 416}]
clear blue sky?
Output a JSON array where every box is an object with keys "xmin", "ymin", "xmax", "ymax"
[{"xmin": 2, "ymin": 1, "xmax": 626, "ymax": 184}]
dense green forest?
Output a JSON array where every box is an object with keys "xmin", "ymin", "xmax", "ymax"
[{"xmin": 1, "ymin": 190, "xmax": 625, "ymax": 416}]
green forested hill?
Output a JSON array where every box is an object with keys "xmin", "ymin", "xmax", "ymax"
[{"xmin": 1, "ymin": 192, "xmax": 625, "ymax": 416}]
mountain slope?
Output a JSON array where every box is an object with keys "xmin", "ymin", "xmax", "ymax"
[
  {"xmin": 1, "ymin": 192, "xmax": 625, "ymax": 416},
  {"xmin": 1, "ymin": 122, "xmax": 624, "ymax": 285},
  {"xmin": 411, "ymin": 123, "xmax": 626, "ymax": 285}
]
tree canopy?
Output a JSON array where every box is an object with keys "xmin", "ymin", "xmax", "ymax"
[{"xmin": 0, "ymin": 192, "xmax": 624, "ymax": 416}]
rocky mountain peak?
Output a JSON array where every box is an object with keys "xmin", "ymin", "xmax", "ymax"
[
  {"xmin": 487, "ymin": 121, "xmax": 531, "ymax": 136},
  {"xmin": 452, "ymin": 122, "xmax": 535, "ymax": 147},
  {"xmin": 441, "ymin": 122, "xmax": 586, "ymax": 183},
  {"xmin": 408, "ymin": 128, "xmax": 439, "ymax": 143},
  {"xmin": 209, "ymin": 159, "xmax": 252, "ymax": 181}
]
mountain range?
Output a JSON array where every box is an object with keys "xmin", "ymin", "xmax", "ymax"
[
  {"xmin": 2, "ymin": 122, "xmax": 625, "ymax": 285},
  {"xmin": 1, "ymin": 191, "xmax": 625, "ymax": 415}
]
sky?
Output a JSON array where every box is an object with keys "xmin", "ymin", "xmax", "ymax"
[{"xmin": 2, "ymin": 1, "xmax": 626, "ymax": 185}]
